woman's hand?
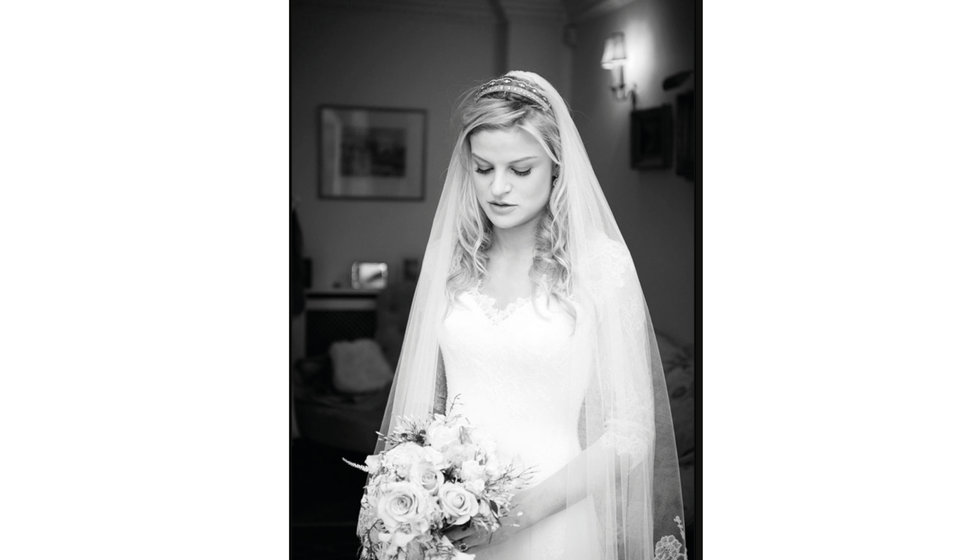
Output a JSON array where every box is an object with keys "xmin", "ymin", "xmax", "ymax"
[
  {"xmin": 443, "ymin": 521, "xmax": 492, "ymax": 553},
  {"xmin": 443, "ymin": 498, "xmax": 528, "ymax": 553}
]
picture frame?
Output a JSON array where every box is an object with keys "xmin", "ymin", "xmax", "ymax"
[
  {"xmin": 350, "ymin": 262, "xmax": 389, "ymax": 290},
  {"xmin": 630, "ymin": 104, "xmax": 673, "ymax": 170},
  {"xmin": 317, "ymin": 106, "xmax": 426, "ymax": 200}
]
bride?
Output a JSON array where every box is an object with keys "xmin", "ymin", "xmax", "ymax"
[{"xmin": 364, "ymin": 71, "xmax": 686, "ymax": 560}]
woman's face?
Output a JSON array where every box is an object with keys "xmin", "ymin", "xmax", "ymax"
[{"xmin": 468, "ymin": 126, "xmax": 554, "ymax": 232}]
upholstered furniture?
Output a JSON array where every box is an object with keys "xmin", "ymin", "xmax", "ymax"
[{"xmin": 292, "ymin": 281, "xmax": 416, "ymax": 453}]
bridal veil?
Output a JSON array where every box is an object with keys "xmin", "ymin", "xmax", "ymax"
[{"xmin": 371, "ymin": 70, "xmax": 687, "ymax": 559}]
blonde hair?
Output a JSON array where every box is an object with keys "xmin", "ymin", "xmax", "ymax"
[{"xmin": 445, "ymin": 82, "xmax": 575, "ymax": 318}]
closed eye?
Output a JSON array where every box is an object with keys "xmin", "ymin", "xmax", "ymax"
[{"xmin": 474, "ymin": 166, "xmax": 531, "ymax": 176}]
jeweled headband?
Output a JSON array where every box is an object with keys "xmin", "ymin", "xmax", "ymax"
[{"xmin": 476, "ymin": 76, "xmax": 551, "ymax": 111}]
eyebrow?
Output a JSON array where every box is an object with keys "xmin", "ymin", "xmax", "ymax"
[{"xmin": 471, "ymin": 154, "xmax": 539, "ymax": 165}]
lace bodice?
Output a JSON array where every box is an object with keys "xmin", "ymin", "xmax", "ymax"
[{"xmin": 438, "ymin": 286, "xmax": 594, "ymax": 484}]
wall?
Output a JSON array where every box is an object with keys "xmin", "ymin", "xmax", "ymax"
[
  {"xmin": 291, "ymin": 5, "xmax": 497, "ymax": 289},
  {"xmin": 570, "ymin": 0, "xmax": 695, "ymax": 344},
  {"xmin": 292, "ymin": 4, "xmax": 576, "ymax": 291},
  {"xmin": 291, "ymin": 0, "xmax": 694, "ymax": 343},
  {"xmin": 507, "ymin": 18, "xmax": 572, "ymax": 99}
]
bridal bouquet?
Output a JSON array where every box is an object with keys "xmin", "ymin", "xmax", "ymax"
[{"xmin": 346, "ymin": 405, "xmax": 532, "ymax": 560}]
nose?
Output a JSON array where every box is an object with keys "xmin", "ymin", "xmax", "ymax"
[{"xmin": 489, "ymin": 171, "xmax": 511, "ymax": 198}]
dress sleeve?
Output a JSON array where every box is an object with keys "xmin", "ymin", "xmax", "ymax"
[{"xmin": 585, "ymin": 238, "xmax": 657, "ymax": 468}]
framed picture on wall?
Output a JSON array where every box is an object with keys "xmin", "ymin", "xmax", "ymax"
[
  {"xmin": 630, "ymin": 104, "xmax": 673, "ymax": 170},
  {"xmin": 317, "ymin": 106, "xmax": 426, "ymax": 200}
]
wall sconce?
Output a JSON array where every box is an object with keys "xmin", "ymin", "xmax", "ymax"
[{"xmin": 601, "ymin": 32, "xmax": 636, "ymax": 107}]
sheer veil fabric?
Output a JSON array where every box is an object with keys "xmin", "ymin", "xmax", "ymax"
[{"xmin": 366, "ymin": 71, "xmax": 686, "ymax": 559}]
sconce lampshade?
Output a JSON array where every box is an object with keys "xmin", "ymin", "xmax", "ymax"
[{"xmin": 601, "ymin": 32, "xmax": 627, "ymax": 69}]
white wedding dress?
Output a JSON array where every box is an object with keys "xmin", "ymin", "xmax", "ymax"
[{"xmin": 438, "ymin": 285, "xmax": 602, "ymax": 560}]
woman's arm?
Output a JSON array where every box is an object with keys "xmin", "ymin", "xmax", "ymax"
[
  {"xmin": 454, "ymin": 337, "xmax": 653, "ymax": 548},
  {"xmin": 513, "ymin": 436, "xmax": 624, "ymax": 527},
  {"xmin": 448, "ymin": 438, "xmax": 627, "ymax": 550},
  {"xmin": 433, "ymin": 350, "xmax": 447, "ymax": 415}
]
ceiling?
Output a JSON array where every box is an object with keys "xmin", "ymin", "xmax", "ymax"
[{"xmin": 301, "ymin": 0, "xmax": 636, "ymax": 23}]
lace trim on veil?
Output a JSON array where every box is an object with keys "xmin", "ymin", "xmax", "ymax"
[{"xmin": 654, "ymin": 515, "xmax": 688, "ymax": 560}]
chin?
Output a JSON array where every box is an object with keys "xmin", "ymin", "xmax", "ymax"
[{"xmin": 486, "ymin": 213, "xmax": 532, "ymax": 230}]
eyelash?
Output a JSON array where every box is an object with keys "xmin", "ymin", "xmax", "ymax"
[{"xmin": 475, "ymin": 167, "xmax": 531, "ymax": 177}]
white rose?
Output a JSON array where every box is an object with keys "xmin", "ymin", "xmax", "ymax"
[
  {"xmin": 376, "ymin": 481, "xmax": 433, "ymax": 534},
  {"xmin": 385, "ymin": 442, "xmax": 427, "ymax": 466},
  {"xmin": 463, "ymin": 478, "xmax": 485, "ymax": 495},
  {"xmin": 420, "ymin": 446, "xmax": 448, "ymax": 470},
  {"xmin": 409, "ymin": 462, "xmax": 445, "ymax": 495},
  {"xmin": 438, "ymin": 483, "xmax": 480, "ymax": 526},
  {"xmin": 426, "ymin": 422, "xmax": 459, "ymax": 452}
]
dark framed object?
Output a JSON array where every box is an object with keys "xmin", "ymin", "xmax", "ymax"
[
  {"xmin": 630, "ymin": 104, "xmax": 673, "ymax": 170},
  {"xmin": 675, "ymin": 91, "xmax": 694, "ymax": 181},
  {"xmin": 317, "ymin": 106, "xmax": 426, "ymax": 200}
]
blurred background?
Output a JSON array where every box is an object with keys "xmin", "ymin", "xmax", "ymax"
[{"xmin": 289, "ymin": 0, "xmax": 696, "ymax": 557}]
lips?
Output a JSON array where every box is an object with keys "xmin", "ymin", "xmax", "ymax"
[{"xmin": 487, "ymin": 201, "xmax": 517, "ymax": 215}]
